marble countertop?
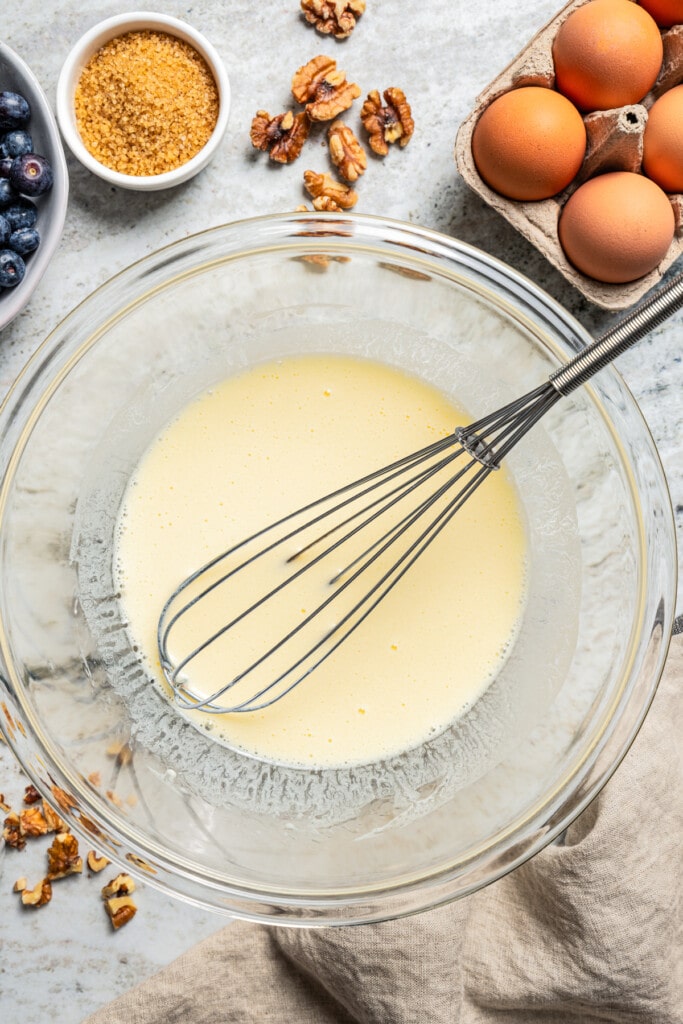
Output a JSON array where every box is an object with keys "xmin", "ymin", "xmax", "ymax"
[{"xmin": 1, "ymin": 1, "xmax": 681, "ymax": 1021}]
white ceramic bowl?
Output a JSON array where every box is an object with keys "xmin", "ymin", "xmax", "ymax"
[
  {"xmin": 56, "ymin": 12, "xmax": 230, "ymax": 191},
  {"xmin": 0, "ymin": 42, "xmax": 69, "ymax": 332}
]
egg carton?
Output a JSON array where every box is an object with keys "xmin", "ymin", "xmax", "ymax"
[{"xmin": 454, "ymin": 0, "xmax": 683, "ymax": 310}]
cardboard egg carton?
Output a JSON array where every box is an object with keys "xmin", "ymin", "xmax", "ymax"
[{"xmin": 454, "ymin": 0, "xmax": 683, "ymax": 309}]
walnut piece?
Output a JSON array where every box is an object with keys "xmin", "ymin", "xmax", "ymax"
[
  {"xmin": 19, "ymin": 806, "xmax": 49, "ymax": 837},
  {"xmin": 301, "ymin": 0, "xmax": 365, "ymax": 39},
  {"xmin": 47, "ymin": 831, "xmax": 83, "ymax": 880},
  {"xmin": 303, "ymin": 170, "xmax": 358, "ymax": 211},
  {"xmin": 13, "ymin": 877, "xmax": 27, "ymax": 892},
  {"xmin": 126, "ymin": 852, "xmax": 157, "ymax": 875},
  {"xmin": 42, "ymin": 800, "xmax": 66, "ymax": 834},
  {"xmin": 21, "ymin": 878, "xmax": 52, "ymax": 907},
  {"xmin": 105, "ymin": 895, "xmax": 137, "ymax": 930},
  {"xmin": 78, "ymin": 812, "xmax": 106, "ymax": 840},
  {"xmin": 23, "ymin": 784, "xmax": 41, "ymax": 805},
  {"xmin": 87, "ymin": 850, "xmax": 111, "ymax": 873},
  {"xmin": 250, "ymin": 109, "xmax": 311, "ymax": 164},
  {"xmin": 101, "ymin": 872, "xmax": 136, "ymax": 899},
  {"xmin": 3, "ymin": 812, "xmax": 25, "ymax": 850},
  {"xmin": 102, "ymin": 873, "xmax": 138, "ymax": 928},
  {"xmin": 361, "ymin": 87, "xmax": 414, "ymax": 155},
  {"xmin": 50, "ymin": 784, "xmax": 77, "ymax": 813},
  {"xmin": 292, "ymin": 56, "xmax": 360, "ymax": 122},
  {"xmin": 2, "ymin": 701, "xmax": 16, "ymax": 740},
  {"xmin": 297, "ymin": 253, "xmax": 351, "ymax": 270},
  {"xmin": 0, "ymin": 793, "xmax": 10, "ymax": 813},
  {"xmin": 328, "ymin": 121, "xmax": 367, "ymax": 182}
]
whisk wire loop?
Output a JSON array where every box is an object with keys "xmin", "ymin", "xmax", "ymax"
[
  {"xmin": 157, "ymin": 271, "xmax": 683, "ymax": 715},
  {"xmin": 166, "ymin": 447, "xmax": 493, "ymax": 714},
  {"xmin": 158, "ymin": 386, "xmax": 553, "ymax": 714}
]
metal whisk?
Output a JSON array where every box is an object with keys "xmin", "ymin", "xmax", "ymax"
[{"xmin": 158, "ymin": 272, "xmax": 683, "ymax": 714}]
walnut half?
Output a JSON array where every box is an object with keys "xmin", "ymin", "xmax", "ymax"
[
  {"xmin": 303, "ymin": 170, "xmax": 359, "ymax": 211},
  {"xmin": 301, "ymin": 0, "xmax": 366, "ymax": 39},
  {"xmin": 328, "ymin": 121, "xmax": 367, "ymax": 182},
  {"xmin": 361, "ymin": 88, "xmax": 414, "ymax": 156},
  {"xmin": 292, "ymin": 56, "xmax": 360, "ymax": 122},
  {"xmin": 250, "ymin": 110, "xmax": 310, "ymax": 164}
]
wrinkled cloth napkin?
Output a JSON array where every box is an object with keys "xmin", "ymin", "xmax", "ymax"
[{"xmin": 85, "ymin": 633, "xmax": 683, "ymax": 1024}]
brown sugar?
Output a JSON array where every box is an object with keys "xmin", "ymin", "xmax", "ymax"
[{"xmin": 74, "ymin": 30, "xmax": 220, "ymax": 177}]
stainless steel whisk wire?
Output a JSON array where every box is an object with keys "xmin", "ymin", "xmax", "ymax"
[{"xmin": 158, "ymin": 271, "xmax": 683, "ymax": 714}]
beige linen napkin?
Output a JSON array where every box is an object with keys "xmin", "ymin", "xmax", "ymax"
[{"xmin": 85, "ymin": 633, "xmax": 683, "ymax": 1024}]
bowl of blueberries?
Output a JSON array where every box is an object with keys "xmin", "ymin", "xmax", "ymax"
[{"xmin": 0, "ymin": 41, "xmax": 68, "ymax": 331}]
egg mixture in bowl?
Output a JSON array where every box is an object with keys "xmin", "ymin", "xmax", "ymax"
[
  {"xmin": 114, "ymin": 352, "xmax": 529, "ymax": 770},
  {"xmin": 0, "ymin": 214, "xmax": 675, "ymax": 923}
]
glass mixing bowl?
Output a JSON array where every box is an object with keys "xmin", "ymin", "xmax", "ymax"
[{"xmin": 0, "ymin": 213, "xmax": 676, "ymax": 924}]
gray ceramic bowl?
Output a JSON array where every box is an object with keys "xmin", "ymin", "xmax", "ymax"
[{"xmin": 0, "ymin": 42, "xmax": 69, "ymax": 331}]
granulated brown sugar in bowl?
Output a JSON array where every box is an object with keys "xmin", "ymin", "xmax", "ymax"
[{"xmin": 73, "ymin": 30, "xmax": 219, "ymax": 176}]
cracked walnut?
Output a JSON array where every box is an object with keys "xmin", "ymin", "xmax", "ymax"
[
  {"xmin": 361, "ymin": 88, "xmax": 414, "ymax": 155},
  {"xmin": 301, "ymin": 0, "xmax": 365, "ymax": 39},
  {"xmin": 18, "ymin": 806, "xmax": 49, "ymax": 837},
  {"xmin": 328, "ymin": 121, "xmax": 367, "ymax": 182},
  {"xmin": 303, "ymin": 170, "xmax": 358, "ymax": 211},
  {"xmin": 292, "ymin": 56, "xmax": 360, "ymax": 122},
  {"xmin": 3, "ymin": 811, "xmax": 25, "ymax": 850},
  {"xmin": 250, "ymin": 110, "xmax": 310, "ymax": 163},
  {"xmin": 47, "ymin": 831, "xmax": 83, "ymax": 880}
]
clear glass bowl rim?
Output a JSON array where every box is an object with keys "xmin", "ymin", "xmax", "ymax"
[{"xmin": 0, "ymin": 211, "xmax": 676, "ymax": 925}]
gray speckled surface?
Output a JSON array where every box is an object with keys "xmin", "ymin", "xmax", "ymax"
[{"xmin": 0, "ymin": 1, "xmax": 681, "ymax": 1021}]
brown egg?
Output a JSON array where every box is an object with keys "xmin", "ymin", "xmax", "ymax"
[
  {"xmin": 471, "ymin": 87, "xmax": 586, "ymax": 201},
  {"xmin": 553, "ymin": 0, "xmax": 664, "ymax": 112},
  {"xmin": 638, "ymin": 0, "xmax": 682, "ymax": 27},
  {"xmin": 558, "ymin": 172, "xmax": 675, "ymax": 283},
  {"xmin": 643, "ymin": 86, "xmax": 683, "ymax": 193}
]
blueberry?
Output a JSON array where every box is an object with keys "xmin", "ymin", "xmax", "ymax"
[
  {"xmin": 0, "ymin": 157, "xmax": 12, "ymax": 178},
  {"xmin": 9, "ymin": 226, "xmax": 39, "ymax": 255},
  {"xmin": 2, "ymin": 129, "xmax": 33, "ymax": 158},
  {"xmin": 9, "ymin": 153, "xmax": 53, "ymax": 197},
  {"xmin": 0, "ymin": 249, "xmax": 26, "ymax": 287},
  {"xmin": 0, "ymin": 178, "xmax": 18, "ymax": 207},
  {"xmin": 0, "ymin": 213, "xmax": 10, "ymax": 246},
  {"xmin": 4, "ymin": 198, "xmax": 37, "ymax": 230},
  {"xmin": 0, "ymin": 92, "xmax": 31, "ymax": 133}
]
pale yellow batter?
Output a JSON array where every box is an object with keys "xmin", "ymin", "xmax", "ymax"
[{"xmin": 114, "ymin": 354, "xmax": 528, "ymax": 768}]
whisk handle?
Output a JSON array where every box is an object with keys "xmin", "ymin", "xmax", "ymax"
[{"xmin": 550, "ymin": 271, "xmax": 683, "ymax": 395}]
